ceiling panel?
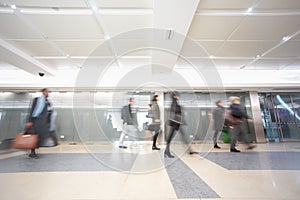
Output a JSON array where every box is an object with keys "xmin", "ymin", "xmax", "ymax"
[
  {"xmin": 282, "ymin": 60, "xmax": 300, "ymax": 70},
  {"xmin": 216, "ymin": 41, "xmax": 276, "ymax": 57},
  {"xmin": 24, "ymin": 14, "xmax": 103, "ymax": 39},
  {"xmin": 247, "ymin": 59, "xmax": 299, "ymax": 69},
  {"xmin": 37, "ymin": 58, "xmax": 78, "ymax": 70},
  {"xmin": 180, "ymin": 40, "xmax": 222, "ymax": 57},
  {"xmin": 54, "ymin": 40, "xmax": 104, "ymax": 56},
  {"xmin": 95, "ymin": 0, "xmax": 153, "ymax": 8},
  {"xmin": 230, "ymin": 16, "xmax": 300, "ymax": 41},
  {"xmin": 265, "ymin": 40, "xmax": 300, "ymax": 57},
  {"xmin": 101, "ymin": 15, "xmax": 152, "ymax": 37},
  {"xmin": 197, "ymin": 0, "xmax": 254, "ymax": 10},
  {"xmin": 119, "ymin": 58, "xmax": 151, "ymax": 68},
  {"xmin": 292, "ymin": 34, "xmax": 300, "ymax": 40},
  {"xmin": 188, "ymin": 16, "xmax": 244, "ymax": 40},
  {"xmin": 0, "ymin": 61, "xmax": 19, "ymax": 70},
  {"xmin": 176, "ymin": 57, "xmax": 216, "ymax": 69},
  {"xmin": 256, "ymin": 0, "xmax": 300, "ymax": 10},
  {"xmin": 213, "ymin": 59, "xmax": 252, "ymax": 69},
  {"xmin": 195, "ymin": 41, "xmax": 223, "ymax": 56},
  {"xmin": 9, "ymin": 0, "xmax": 88, "ymax": 8},
  {"xmin": 0, "ymin": 13, "xmax": 42, "ymax": 39},
  {"xmin": 6, "ymin": 40, "xmax": 63, "ymax": 56}
]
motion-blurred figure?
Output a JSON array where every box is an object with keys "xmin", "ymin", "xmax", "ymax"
[
  {"xmin": 228, "ymin": 96, "xmax": 256, "ymax": 152},
  {"xmin": 212, "ymin": 100, "xmax": 225, "ymax": 149},
  {"xmin": 119, "ymin": 97, "xmax": 139, "ymax": 149}
]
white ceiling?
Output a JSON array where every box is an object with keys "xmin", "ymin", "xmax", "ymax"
[{"xmin": 0, "ymin": 0, "xmax": 299, "ymax": 90}]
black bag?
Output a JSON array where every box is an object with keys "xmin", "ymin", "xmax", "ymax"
[{"xmin": 148, "ymin": 124, "xmax": 160, "ymax": 132}]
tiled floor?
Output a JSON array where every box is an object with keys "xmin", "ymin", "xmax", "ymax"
[{"xmin": 0, "ymin": 142, "xmax": 300, "ymax": 200}]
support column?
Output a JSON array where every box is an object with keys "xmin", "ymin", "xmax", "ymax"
[{"xmin": 249, "ymin": 91, "xmax": 266, "ymax": 143}]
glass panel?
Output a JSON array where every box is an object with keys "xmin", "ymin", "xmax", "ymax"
[
  {"xmin": 291, "ymin": 94, "xmax": 300, "ymax": 140},
  {"xmin": 274, "ymin": 94, "xmax": 299, "ymax": 141},
  {"xmin": 259, "ymin": 94, "xmax": 280, "ymax": 142}
]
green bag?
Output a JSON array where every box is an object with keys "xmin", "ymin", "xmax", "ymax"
[{"xmin": 221, "ymin": 127, "xmax": 231, "ymax": 143}]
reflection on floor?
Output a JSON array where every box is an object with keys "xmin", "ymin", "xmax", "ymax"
[{"xmin": 0, "ymin": 142, "xmax": 299, "ymax": 200}]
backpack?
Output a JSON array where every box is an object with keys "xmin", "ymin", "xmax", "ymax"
[{"xmin": 121, "ymin": 105, "xmax": 128, "ymax": 120}]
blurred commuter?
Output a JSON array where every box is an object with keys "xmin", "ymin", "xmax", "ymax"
[
  {"xmin": 144, "ymin": 104, "xmax": 153, "ymax": 141},
  {"xmin": 228, "ymin": 96, "xmax": 256, "ymax": 152},
  {"xmin": 119, "ymin": 97, "xmax": 139, "ymax": 149},
  {"xmin": 164, "ymin": 92, "xmax": 195, "ymax": 158},
  {"xmin": 28, "ymin": 88, "xmax": 54, "ymax": 159},
  {"xmin": 148, "ymin": 95, "xmax": 161, "ymax": 150},
  {"xmin": 212, "ymin": 100, "xmax": 225, "ymax": 149}
]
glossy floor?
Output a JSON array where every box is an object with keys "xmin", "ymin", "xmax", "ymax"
[{"xmin": 0, "ymin": 142, "xmax": 299, "ymax": 200}]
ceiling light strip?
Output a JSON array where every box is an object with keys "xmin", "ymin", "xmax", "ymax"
[
  {"xmin": 195, "ymin": 10, "xmax": 300, "ymax": 16},
  {"xmin": 242, "ymin": 29, "xmax": 300, "ymax": 68},
  {"xmin": 16, "ymin": 7, "xmax": 153, "ymax": 15},
  {"xmin": 19, "ymin": 8, "xmax": 92, "ymax": 15}
]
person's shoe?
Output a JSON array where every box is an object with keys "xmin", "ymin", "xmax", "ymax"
[
  {"xmin": 29, "ymin": 153, "xmax": 38, "ymax": 159},
  {"xmin": 118, "ymin": 145, "xmax": 127, "ymax": 149},
  {"xmin": 214, "ymin": 144, "xmax": 221, "ymax": 149},
  {"xmin": 189, "ymin": 151, "xmax": 198, "ymax": 155},
  {"xmin": 152, "ymin": 146, "xmax": 160, "ymax": 150},
  {"xmin": 230, "ymin": 148, "xmax": 241, "ymax": 152},
  {"xmin": 164, "ymin": 151, "xmax": 174, "ymax": 158},
  {"xmin": 32, "ymin": 154, "xmax": 38, "ymax": 159}
]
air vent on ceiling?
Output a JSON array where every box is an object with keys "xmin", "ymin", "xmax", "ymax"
[{"xmin": 166, "ymin": 28, "xmax": 174, "ymax": 40}]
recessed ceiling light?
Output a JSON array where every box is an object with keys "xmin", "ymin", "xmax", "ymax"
[
  {"xmin": 256, "ymin": 54, "xmax": 261, "ymax": 58},
  {"xmin": 282, "ymin": 36, "xmax": 290, "ymax": 41},
  {"xmin": 209, "ymin": 55, "xmax": 214, "ymax": 59},
  {"xmin": 10, "ymin": 4, "xmax": 16, "ymax": 10},
  {"xmin": 247, "ymin": 7, "xmax": 253, "ymax": 12},
  {"xmin": 104, "ymin": 35, "xmax": 110, "ymax": 40},
  {"xmin": 92, "ymin": 6, "xmax": 98, "ymax": 11}
]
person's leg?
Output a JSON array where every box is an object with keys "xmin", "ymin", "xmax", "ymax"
[
  {"xmin": 230, "ymin": 124, "xmax": 241, "ymax": 152},
  {"xmin": 118, "ymin": 123, "xmax": 128, "ymax": 148},
  {"xmin": 152, "ymin": 131, "xmax": 160, "ymax": 150},
  {"xmin": 164, "ymin": 126, "xmax": 177, "ymax": 157},
  {"xmin": 240, "ymin": 123, "xmax": 256, "ymax": 150},
  {"xmin": 213, "ymin": 130, "xmax": 221, "ymax": 148},
  {"xmin": 128, "ymin": 125, "xmax": 139, "ymax": 148},
  {"xmin": 178, "ymin": 126, "xmax": 195, "ymax": 154}
]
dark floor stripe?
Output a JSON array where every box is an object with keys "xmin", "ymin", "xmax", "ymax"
[
  {"xmin": 205, "ymin": 152, "xmax": 300, "ymax": 170},
  {"xmin": 163, "ymin": 155, "xmax": 220, "ymax": 199},
  {"xmin": 0, "ymin": 153, "xmax": 137, "ymax": 173}
]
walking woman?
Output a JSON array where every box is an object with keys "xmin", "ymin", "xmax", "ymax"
[
  {"xmin": 150, "ymin": 95, "xmax": 161, "ymax": 150},
  {"xmin": 164, "ymin": 92, "xmax": 182, "ymax": 158}
]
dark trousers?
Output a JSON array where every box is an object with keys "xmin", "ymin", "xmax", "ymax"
[
  {"xmin": 230, "ymin": 123, "xmax": 250, "ymax": 149},
  {"xmin": 166, "ymin": 125, "xmax": 190, "ymax": 148},
  {"xmin": 150, "ymin": 124, "xmax": 160, "ymax": 147}
]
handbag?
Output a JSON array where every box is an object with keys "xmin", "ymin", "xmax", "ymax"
[
  {"xmin": 224, "ymin": 109, "xmax": 242, "ymax": 124},
  {"xmin": 11, "ymin": 133, "xmax": 38, "ymax": 149}
]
